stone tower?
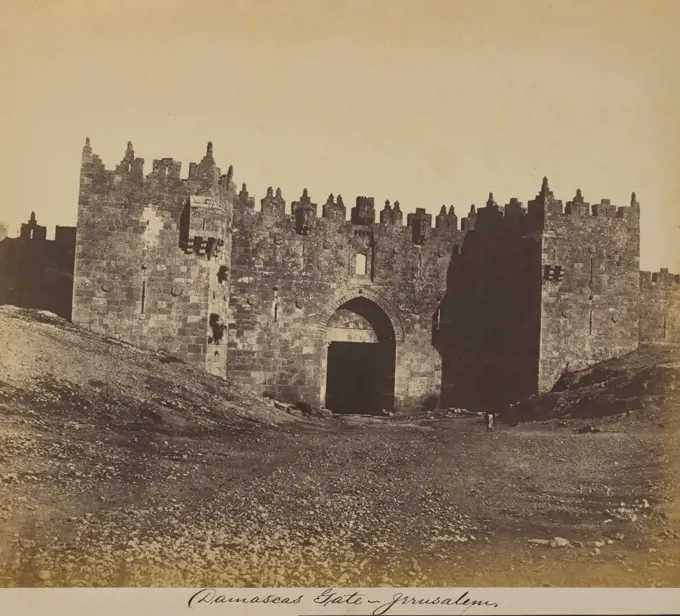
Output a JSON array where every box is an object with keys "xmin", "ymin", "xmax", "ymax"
[{"xmin": 72, "ymin": 139, "xmax": 235, "ymax": 377}]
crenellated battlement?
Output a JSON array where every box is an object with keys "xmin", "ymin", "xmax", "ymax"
[
  {"xmin": 19, "ymin": 211, "xmax": 48, "ymax": 242},
  {"xmin": 232, "ymin": 188, "xmax": 468, "ymax": 252},
  {"xmin": 640, "ymin": 268, "xmax": 680, "ymax": 286},
  {"xmin": 561, "ymin": 189, "xmax": 640, "ymax": 221},
  {"xmin": 79, "ymin": 139, "xmax": 236, "ymax": 203},
  {"xmin": 9, "ymin": 212, "xmax": 76, "ymax": 254},
  {"xmin": 236, "ymin": 183, "xmax": 255, "ymax": 209},
  {"xmin": 86, "ymin": 144, "xmax": 642, "ymax": 239},
  {"xmin": 80, "ymin": 144, "xmax": 643, "ymax": 258},
  {"xmin": 228, "ymin": 174, "xmax": 642, "ymax": 253},
  {"xmin": 319, "ymin": 194, "xmax": 344, "ymax": 221},
  {"xmin": 234, "ymin": 186, "xmax": 516, "ymax": 234},
  {"xmin": 525, "ymin": 177, "xmax": 640, "ymax": 225},
  {"xmin": 380, "ymin": 200, "xmax": 404, "ymax": 226}
]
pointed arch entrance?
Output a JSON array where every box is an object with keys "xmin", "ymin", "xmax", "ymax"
[{"xmin": 321, "ymin": 296, "xmax": 397, "ymax": 414}]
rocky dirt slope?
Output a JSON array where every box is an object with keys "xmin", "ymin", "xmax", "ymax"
[
  {"xmin": 1, "ymin": 307, "xmax": 680, "ymax": 588},
  {"xmin": 503, "ymin": 345, "xmax": 680, "ymax": 423},
  {"xmin": 0, "ymin": 306, "xmax": 295, "ymax": 432}
]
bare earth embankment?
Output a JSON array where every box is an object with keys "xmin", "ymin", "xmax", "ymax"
[{"xmin": 1, "ymin": 307, "xmax": 680, "ymax": 587}]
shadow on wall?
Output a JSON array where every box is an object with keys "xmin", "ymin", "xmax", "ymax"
[{"xmin": 433, "ymin": 202, "xmax": 543, "ymax": 412}]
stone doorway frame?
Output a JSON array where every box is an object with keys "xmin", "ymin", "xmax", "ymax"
[{"xmin": 318, "ymin": 286, "xmax": 405, "ymax": 410}]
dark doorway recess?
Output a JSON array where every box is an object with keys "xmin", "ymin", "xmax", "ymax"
[
  {"xmin": 325, "ymin": 341, "xmax": 395, "ymax": 414},
  {"xmin": 324, "ymin": 296, "xmax": 396, "ymax": 414}
]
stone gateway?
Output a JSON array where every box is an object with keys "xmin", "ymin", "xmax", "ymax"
[{"xmin": 68, "ymin": 140, "xmax": 680, "ymax": 413}]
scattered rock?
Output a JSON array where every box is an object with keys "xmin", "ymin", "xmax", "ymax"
[
  {"xmin": 0, "ymin": 307, "xmax": 674, "ymax": 587},
  {"xmin": 273, "ymin": 400, "xmax": 294, "ymax": 412},
  {"xmin": 527, "ymin": 539, "xmax": 551, "ymax": 546},
  {"xmin": 550, "ymin": 537, "xmax": 570, "ymax": 548}
]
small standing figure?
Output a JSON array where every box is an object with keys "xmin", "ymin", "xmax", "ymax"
[{"xmin": 485, "ymin": 411, "xmax": 495, "ymax": 433}]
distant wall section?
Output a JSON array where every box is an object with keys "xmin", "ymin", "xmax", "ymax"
[
  {"xmin": 639, "ymin": 268, "xmax": 680, "ymax": 344},
  {"xmin": 0, "ymin": 213, "xmax": 75, "ymax": 320}
]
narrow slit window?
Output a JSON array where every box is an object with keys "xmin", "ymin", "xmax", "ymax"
[
  {"xmin": 588, "ymin": 309, "xmax": 593, "ymax": 335},
  {"xmin": 141, "ymin": 281, "xmax": 146, "ymax": 314},
  {"xmin": 355, "ymin": 253, "xmax": 367, "ymax": 276}
]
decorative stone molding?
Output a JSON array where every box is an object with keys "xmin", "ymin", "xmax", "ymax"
[{"xmin": 319, "ymin": 286, "xmax": 406, "ymax": 343}]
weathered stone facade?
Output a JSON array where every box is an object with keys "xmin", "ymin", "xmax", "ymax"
[
  {"xmin": 68, "ymin": 140, "xmax": 680, "ymax": 412},
  {"xmin": 639, "ymin": 268, "xmax": 680, "ymax": 345},
  {"xmin": 72, "ymin": 140, "xmax": 233, "ymax": 377},
  {"xmin": 229, "ymin": 190, "xmax": 455, "ymax": 410},
  {"xmin": 530, "ymin": 181, "xmax": 642, "ymax": 391}
]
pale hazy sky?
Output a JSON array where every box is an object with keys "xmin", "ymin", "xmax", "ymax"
[{"xmin": 1, "ymin": 0, "xmax": 678, "ymax": 270}]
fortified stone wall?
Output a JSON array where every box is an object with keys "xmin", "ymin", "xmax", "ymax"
[
  {"xmin": 531, "ymin": 179, "xmax": 641, "ymax": 390},
  {"xmin": 639, "ymin": 268, "xmax": 680, "ymax": 344},
  {"xmin": 72, "ymin": 140, "xmax": 234, "ymax": 377},
  {"xmin": 228, "ymin": 186, "xmax": 467, "ymax": 410},
  {"xmin": 0, "ymin": 213, "xmax": 76, "ymax": 320},
  {"xmin": 65, "ymin": 139, "xmax": 676, "ymax": 413}
]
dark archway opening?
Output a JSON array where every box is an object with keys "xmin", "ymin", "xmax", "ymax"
[
  {"xmin": 326, "ymin": 342, "xmax": 396, "ymax": 414},
  {"xmin": 324, "ymin": 297, "xmax": 396, "ymax": 414}
]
